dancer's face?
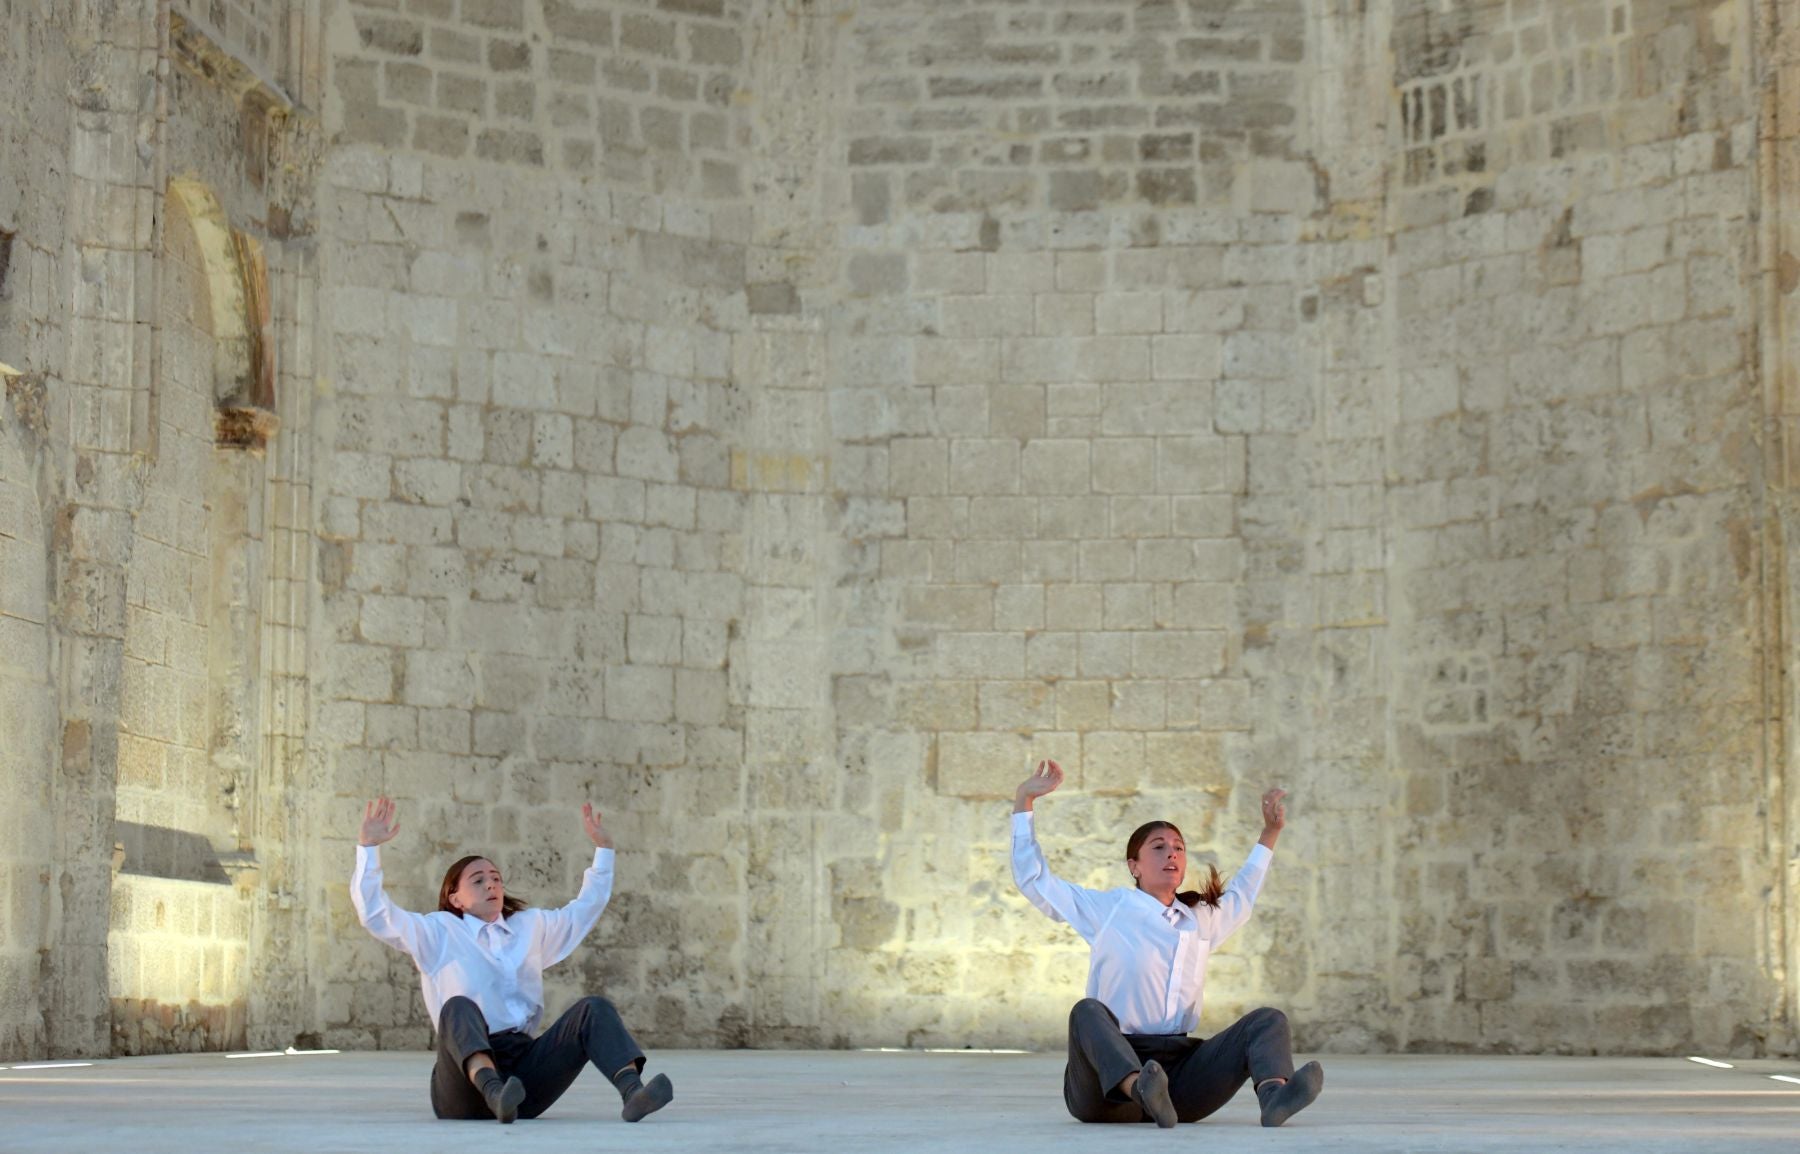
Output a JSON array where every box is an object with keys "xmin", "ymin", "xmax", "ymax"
[
  {"xmin": 1129, "ymin": 829, "xmax": 1186, "ymax": 900},
  {"xmin": 450, "ymin": 858, "xmax": 505, "ymax": 922}
]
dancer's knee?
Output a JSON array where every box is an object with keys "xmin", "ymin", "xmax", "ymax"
[
  {"xmin": 440, "ymin": 995, "xmax": 484, "ymax": 1027},
  {"xmin": 1249, "ymin": 1006, "xmax": 1288, "ymax": 1028},
  {"xmin": 578, "ymin": 994, "xmax": 620, "ymax": 1023},
  {"xmin": 1069, "ymin": 998, "xmax": 1110, "ymax": 1028}
]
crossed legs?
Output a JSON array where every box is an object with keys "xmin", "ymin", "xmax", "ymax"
[
  {"xmin": 1063, "ymin": 998, "xmax": 1321, "ymax": 1127},
  {"xmin": 430, "ymin": 995, "xmax": 671, "ymax": 1122}
]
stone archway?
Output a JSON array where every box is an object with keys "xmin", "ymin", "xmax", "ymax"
[{"xmin": 108, "ymin": 176, "xmax": 267, "ymax": 1054}]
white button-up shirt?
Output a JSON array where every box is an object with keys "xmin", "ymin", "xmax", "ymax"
[
  {"xmin": 351, "ymin": 845, "xmax": 614, "ymax": 1034},
  {"xmin": 1011, "ymin": 810, "xmax": 1272, "ymax": 1035}
]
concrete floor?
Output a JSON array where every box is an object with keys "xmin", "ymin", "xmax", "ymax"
[{"xmin": 1, "ymin": 1049, "xmax": 1795, "ymax": 1153}]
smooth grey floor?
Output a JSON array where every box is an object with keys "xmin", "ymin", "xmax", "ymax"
[{"xmin": 1, "ymin": 1048, "xmax": 1796, "ymax": 1152}]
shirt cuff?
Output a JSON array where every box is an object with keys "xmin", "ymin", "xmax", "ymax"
[
  {"xmin": 356, "ymin": 843, "xmax": 380, "ymax": 863},
  {"xmin": 1245, "ymin": 842, "xmax": 1273, "ymax": 868},
  {"xmin": 591, "ymin": 847, "xmax": 614, "ymax": 868},
  {"xmin": 1010, "ymin": 810, "xmax": 1035, "ymax": 836}
]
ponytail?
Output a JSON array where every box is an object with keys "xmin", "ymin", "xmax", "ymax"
[{"xmin": 1176, "ymin": 864, "xmax": 1224, "ymax": 909}]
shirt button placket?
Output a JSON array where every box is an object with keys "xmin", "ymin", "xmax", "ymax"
[{"xmin": 1167, "ymin": 918, "xmax": 1186, "ymax": 1023}]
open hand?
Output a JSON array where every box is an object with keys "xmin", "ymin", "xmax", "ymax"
[
  {"xmin": 359, "ymin": 797, "xmax": 401, "ymax": 847},
  {"xmin": 1014, "ymin": 759, "xmax": 1065, "ymax": 812},
  {"xmin": 582, "ymin": 802, "xmax": 612, "ymax": 849},
  {"xmin": 1260, "ymin": 788, "xmax": 1287, "ymax": 834}
]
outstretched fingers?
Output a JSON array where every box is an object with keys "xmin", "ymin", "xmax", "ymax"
[
  {"xmin": 581, "ymin": 801, "xmax": 612, "ymax": 848},
  {"xmin": 360, "ymin": 796, "xmax": 401, "ymax": 844}
]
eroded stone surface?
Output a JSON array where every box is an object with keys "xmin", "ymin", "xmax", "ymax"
[{"xmin": 0, "ymin": 0, "xmax": 1796, "ymax": 1062}]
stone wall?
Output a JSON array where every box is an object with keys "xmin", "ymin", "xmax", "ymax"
[
  {"xmin": 0, "ymin": 0, "xmax": 161, "ymax": 1060},
  {"xmin": 174, "ymin": 0, "xmax": 295, "ymax": 94},
  {"xmin": 1380, "ymin": 0, "xmax": 1771, "ymax": 1054},
  {"xmin": 0, "ymin": 0, "xmax": 319, "ymax": 1059},
  {"xmin": 326, "ymin": 0, "xmax": 750, "ymax": 192},
  {"xmin": 1, "ymin": 0, "xmax": 1797, "ymax": 1061},
  {"xmin": 0, "ymin": 0, "xmax": 74, "ymax": 1061},
  {"xmin": 310, "ymin": 142, "xmax": 755, "ymax": 1044},
  {"xmin": 795, "ymin": 0, "xmax": 1789, "ymax": 1054},
  {"xmin": 806, "ymin": 0, "xmax": 1330, "ymax": 1049}
]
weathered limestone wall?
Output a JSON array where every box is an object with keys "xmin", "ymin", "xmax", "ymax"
[
  {"xmin": 787, "ymin": 0, "xmax": 1789, "ymax": 1055},
  {"xmin": 811, "ymin": 0, "xmax": 1325, "ymax": 1050},
  {"xmin": 0, "ymin": 0, "xmax": 170, "ymax": 1060},
  {"xmin": 106, "ymin": 16, "xmax": 322, "ymax": 1055},
  {"xmin": 0, "ymin": 0, "xmax": 321, "ymax": 1059},
  {"xmin": 173, "ymin": 0, "xmax": 295, "ymax": 93},
  {"xmin": 3, "ymin": 0, "xmax": 1797, "ymax": 1060},
  {"xmin": 310, "ymin": 0, "xmax": 761, "ymax": 1047},
  {"xmin": 325, "ymin": 0, "xmax": 750, "ymax": 190},
  {"xmin": 1380, "ymin": 0, "xmax": 1772, "ymax": 1054},
  {"xmin": 310, "ymin": 146, "xmax": 757, "ymax": 1048},
  {"xmin": 0, "ymin": 0, "xmax": 74, "ymax": 1061}
]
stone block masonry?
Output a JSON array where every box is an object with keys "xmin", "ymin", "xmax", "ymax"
[
  {"xmin": 329, "ymin": 0, "xmax": 751, "ymax": 196},
  {"xmin": 844, "ymin": 0, "xmax": 1310, "ymax": 220},
  {"xmin": 314, "ymin": 142, "xmax": 754, "ymax": 1047},
  {"xmin": 174, "ymin": 0, "xmax": 294, "ymax": 96},
  {"xmin": 1, "ymin": 0, "xmax": 1797, "ymax": 1063},
  {"xmin": 801, "ymin": 0, "xmax": 1792, "ymax": 1058}
]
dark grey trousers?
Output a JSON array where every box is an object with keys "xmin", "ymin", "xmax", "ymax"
[
  {"xmin": 1063, "ymin": 998, "xmax": 1297, "ymax": 1124},
  {"xmin": 431, "ymin": 995, "xmax": 645, "ymax": 1120}
]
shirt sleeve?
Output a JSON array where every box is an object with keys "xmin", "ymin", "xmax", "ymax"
[
  {"xmin": 350, "ymin": 844, "xmax": 445, "ymax": 966},
  {"xmin": 1010, "ymin": 810, "xmax": 1114, "ymax": 941},
  {"xmin": 1199, "ymin": 842, "xmax": 1272, "ymax": 945},
  {"xmin": 531, "ymin": 848, "xmax": 615, "ymax": 966}
]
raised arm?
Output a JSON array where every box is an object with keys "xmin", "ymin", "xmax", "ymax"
[
  {"xmin": 534, "ymin": 802, "xmax": 617, "ymax": 965},
  {"xmin": 1010, "ymin": 760, "xmax": 1113, "ymax": 939},
  {"xmin": 350, "ymin": 797, "xmax": 445, "ymax": 963},
  {"xmin": 1203, "ymin": 788, "xmax": 1286, "ymax": 943}
]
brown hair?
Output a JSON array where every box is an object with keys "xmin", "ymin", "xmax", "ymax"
[
  {"xmin": 1126, "ymin": 821, "xmax": 1223, "ymax": 909},
  {"xmin": 438, "ymin": 854, "xmax": 529, "ymax": 919}
]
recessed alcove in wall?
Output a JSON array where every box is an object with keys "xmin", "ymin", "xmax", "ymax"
[
  {"xmin": 163, "ymin": 179, "xmax": 277, "ymax": 450},
  {"xmin": 110, "ymin": 173, "xmax": 273, "ymax": 1055}
]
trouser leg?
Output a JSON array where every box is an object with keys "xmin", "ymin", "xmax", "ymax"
[
  {"xmin": 430, "ymin": 996, "xmax": 499, "ymax": 1120},
  {"xmin": 1062, "ymin": 999, "xmax": 1150, "ymax": 1123},
  {"xmin": 509, "ymin": 995, "xmax": 647, "ymax": 1119},
  {"xmin": 1165, "ymin": 1006, "xmax": 1296, "ymax": 1123}
]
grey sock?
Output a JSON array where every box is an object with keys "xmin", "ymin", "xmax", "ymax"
[
  {"xmin": 1258, "ymin": 1061, "xmax": 1324, "ymax": 1128},
  {"xmin": 621, "ymin": 1072, "xmax": 674, "ymax": 1123},
  {"xmin": 475, "ymin": 1068, "xmax": 525, "ymax": 1124},
  {"xmin": 612, "ymin": 1066, "xmax": 644, "ymax": 1103},
  {"xmin": 1131, "ymin": 1060, "xmax": 1177, "ymax": 1128}
]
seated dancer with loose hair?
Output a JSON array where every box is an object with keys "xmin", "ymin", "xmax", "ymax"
[
  {"xmin": 1011, "ymin": 760, "xmax": 1323, "ymax": 1129},
  {"xmin": 351, "ymin": 796, "xmax": 674, "ymax": 1124}
]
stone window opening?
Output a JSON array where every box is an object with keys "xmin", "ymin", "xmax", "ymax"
[{"xmin": 163, "ymin": 180, "xmax": 279, "ymax": 451}]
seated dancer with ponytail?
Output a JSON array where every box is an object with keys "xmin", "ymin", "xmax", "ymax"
[
  {"xmin": 1011, "ymin": 760, "xmax": 1323, "ymax": 1129},
  {"xmin": 351, "ymin": 796, "xmax": 674, "ymax": 1124}
]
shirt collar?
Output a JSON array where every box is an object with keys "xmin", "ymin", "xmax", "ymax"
[
  {"xmin": 1131, "ymin": 887, "xmax": 1192, "ymax": 923},
  {"xmin": 465, "ymin": 913, "xmax": 512, "ymax": 935}
]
